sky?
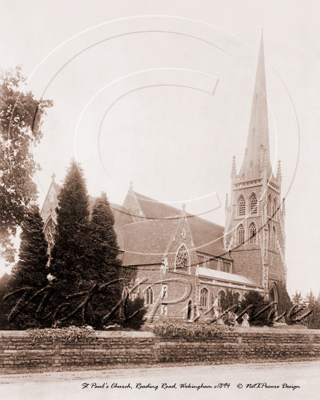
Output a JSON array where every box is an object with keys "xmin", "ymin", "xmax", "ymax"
[{"xmin": 0, "ymin": 0, "xmax": 319, "ymax": 297}]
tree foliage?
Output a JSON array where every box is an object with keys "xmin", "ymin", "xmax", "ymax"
[
  {"xmin": 4, "ymin": 204, "xmax": 49, "ymax": 328},
  {"xmin": 0, "ymin": 66, "xmax": 53, "ymax": 264},
  {"xmin": 238, "ymin": 290, "xmax": 271, "ymax": 326},
  {"xmin": 86, "ymin": 192, "xmax": 122, "ymax": 328},
  {"xmin": 277, "ymin": 282, "xmax": 293, "ymax": 324},
  {"xmin": 89, "ymin": 192, "xmax": 122, "ymax": 280},
  {"xmin": 49, "ymin": 159, "xmax": 90, "ymax": 288}
]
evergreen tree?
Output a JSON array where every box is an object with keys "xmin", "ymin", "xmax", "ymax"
[
  {"xmin": 4, "ymin": 205, "xmax": 49, "ymax": 328},
  {"xmin": 89, "ymin": 192, "xmax": 121, "ymax": 280},
  {"xmin": 238, "ymin": 290, "xmax": 271, "ymax": 327},
  {"xmin": 292, "ymin": 291, "xmax": 303, "ymax": 305},
  {"xmin": 88, "ymin": 193, "xmax": 122, "ymax": 328},
  {"xmin": 49, "ymin": 159, "xmax": 90, "ymax": 324},
  {"xmin": 277, "ymin": 282, "xmax": 293, "ymax": 325}
]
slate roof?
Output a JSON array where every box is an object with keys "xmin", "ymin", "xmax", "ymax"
[
  {"xmin": 198, "ymin": 267, "xmax": 259, "ymax": 287},
  {"xmin": 43, "ymin": 182, "xmax": 226, "ymax": 265},
  {"xmin": 130, "ymin": 190, "xmax": 225, "ymax": 256},
  {"xmin": 122, "ymin": 219, "xmax": 179, "ymax": 265}
]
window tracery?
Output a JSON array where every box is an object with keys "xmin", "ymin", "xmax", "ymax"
[
  {"xmin": 238, "ymin": 196, "xmax": 246, "ymax": 216},
  {"xmin": 175, "ymin": 245, "xmax": 188, "ymax": 270},
  {"xmin": 250, "ymin": 193, "xmax": 258, "ymax": 214}
]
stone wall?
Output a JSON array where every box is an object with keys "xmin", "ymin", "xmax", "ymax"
[{"xmin": 1, "ymin": 328, "xmax": 320, "ymax": 370}]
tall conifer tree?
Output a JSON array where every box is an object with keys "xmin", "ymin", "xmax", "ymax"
[
  {"xmin": 88, "ymin": 193, "xmax": 122, "ymax": 328},
  {"xmin": 5, "ymin": 204, "xmax": 49, "ymax": 328},
  {"xmin": 90, "ymin": 192, "xmax": 121, "ymax": 279},
  {"xmin": 49, "ymin": 159, "xmax": 90, "ymax": 293}
]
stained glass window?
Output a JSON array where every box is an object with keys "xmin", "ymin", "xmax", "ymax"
[{"xmin": 175, "ymin": 245, "xmax": 188, "ymax": 270}]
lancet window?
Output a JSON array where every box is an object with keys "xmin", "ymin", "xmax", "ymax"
[
  {"xmin": 250, "ymin": 193, "xmax": 258, "ymax": 214},
  {"xmin": 273, "ymin": 198, "xmax": 277, "ymax": 220},
  {"xmin": 144, "ymin": 287, "xmax": 153, "ymax": 305},
  {"xmin": 238, "ymin": 196, "xmax": 246, "ymax": 216},
  {"xmin": 238, "ymin": 224, "xmax": 245, "ymax": 245},
  {"xmin": 44, "ymin": 218, "xmax": 55, "ymax": 266},
  {"xmin": 267, "ymin": 195, "xmax": 271, "ymax": 216},
  {"xmin": 200, "ymin": 288, "xmax": 208, "ymax": 308},
  {"xmin": 249, "ymin": 222, "xmax": 257, "ymax": 244}
]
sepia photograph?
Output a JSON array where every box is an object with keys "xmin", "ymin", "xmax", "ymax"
[{"xmin": 0, "ymin": 0, "xmax": 320, "ymax": 399}]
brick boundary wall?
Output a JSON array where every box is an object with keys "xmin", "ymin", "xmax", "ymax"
[{"xmin": 1, "ymin": 328, "xmax": 320, "ymax": 370}]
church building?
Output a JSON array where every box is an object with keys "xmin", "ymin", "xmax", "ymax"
[{"xmin": 41, "ymin": 35, "xmax": 286, "ymax": 323}]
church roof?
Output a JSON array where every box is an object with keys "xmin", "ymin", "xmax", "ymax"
[
  {"xmin": 122, "ymin": 219, "xmax": 179, "ymax": 265},
  {"xmin": 198, "ymin": 267, "xmax": 259, "ymax": 287},
  {"xmin": 121, "ymin": 190, "xmax": 226, "ymax": 264}
]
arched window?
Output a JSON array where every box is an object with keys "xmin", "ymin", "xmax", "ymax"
[
  {"xmin": 238, "ymin": 196, "xmax": 246, "ymax": 216},
  {"xmin": 144, "ymin": 287, "xmax": 153, "ymax": 305},
  {"xmin": 268, "ymin": 223, "xmax": 271, "ymax": 246},
  {"xmin": 249, "ymin": 222, "xmax": 257, "ymax": 244},
  {"xmin": 44, "ymin": 218, "xmax": 55, "ymax": 266},
  {"xmin": 250, "ymin": 193, "xmax": 258, "ymax": 214},
  {"xmin": 238, "ymin": 224, "xmax": 245, "ymax": 245},
  {"xmin": 175, "ymin": 245, "xmax": 188, "ymax": 270},
  {"xmin": 218, "ymin": 290, "xmax": 226, "ymax": 310},
  {"xmin": 273, "ymin": 198, "xmax": 277, "ymax": 220},
  {"xmin": 273, "ymin": 226, "xmax": 276, "ymax": 248},
  {"xmin": 44, "ymin": 218, "xmax": 55, "ymax": 250},
  {"xmin": 200, "ymin": 288, "xmax": 208, "ymax": 308},
  {"xmin": 267, "ymin": 195, "xmax": 271, "ymax": 216}
]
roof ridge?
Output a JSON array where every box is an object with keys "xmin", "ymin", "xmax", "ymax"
[{"xmin": 133, "ymin": 190, "xmax": 224, "ymax": 230}]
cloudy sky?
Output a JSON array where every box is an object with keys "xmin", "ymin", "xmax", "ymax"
[{"xmin": 1, "ymin": 0, "xmax": 319, "ymax": 297}]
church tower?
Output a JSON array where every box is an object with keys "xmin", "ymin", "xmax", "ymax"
[{"xmin": 224, "ymin": 33, "xmax": 286, "ymax": 298}]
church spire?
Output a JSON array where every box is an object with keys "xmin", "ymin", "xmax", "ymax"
[{"xmin": 239, "ymin": 31, "xmax": 271, "ymax": 181}]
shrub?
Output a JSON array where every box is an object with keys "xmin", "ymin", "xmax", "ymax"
[
  {"xmin": 153, "ymin": 322, "xmax": 234, "ymax": 341},
  {"xmin": 120, "ymin": 297, "xmax": 147, "ymax": 330},
  {"xmin": 238, "ymin": 290, "xmax": 272, "ymax": 327},
  {"xmin": 27, "ymin": 325, "xmax": 96, "ymax": 344},
  {"xmin": 222, "ymin": 311, "xmax": 237, "ymax": 326}
]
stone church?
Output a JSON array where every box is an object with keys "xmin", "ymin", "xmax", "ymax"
[{"xmin": 41, "ymin": 35, "xmax": 286, "ymax": 322}]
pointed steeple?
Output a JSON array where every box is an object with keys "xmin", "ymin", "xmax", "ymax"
[
  {"xmin": 239, "ymin": 31, "xmax": 271, "ymax": 181},
  {"xmin": 276, "ymin": 160, "xmax": 282, "ymax": 182},
  {"xmin": 231, "ymin": 156, "xmax": 237, "ymax": 178}
]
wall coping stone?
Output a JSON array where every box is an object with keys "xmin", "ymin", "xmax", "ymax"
[
  {"xmin": 0, "ymin": 330, "xmax": 155, "ymax": 338},
  {"xmin": 1, "ymin": 328, "xmax": 320, "ymax": 340}
]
